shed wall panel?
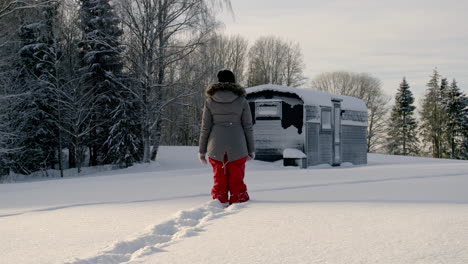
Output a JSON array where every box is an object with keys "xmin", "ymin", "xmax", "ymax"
[
  {"xmin": 319, "ymin": 132, "xmax": 332, "ymax": 164},
  {"xmin": 342, "ymin": 125, "xmax": 367, "ymax": 164},
  {"xmin": 253, "ymin": 120, "xmax": 304, "ymax": 161},
  {"xmin": 306, "ymin": 123, "xmax": 320, "ymax": 166}
]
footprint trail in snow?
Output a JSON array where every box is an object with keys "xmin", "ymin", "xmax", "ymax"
[{"xmin": 68, "ymin": 200, "xmax": 245, "ymax": 264}]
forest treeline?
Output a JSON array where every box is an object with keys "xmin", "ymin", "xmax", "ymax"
[
  {"xmin": 311, "ymin": 70, "xmax": 468, "ymax": 160},
  {"xmin": 0, "ymin": 0, "xmax": 466, "ymax": 178},
  {"xmin": 0, "ymin": 0, "xmax": 308, "ymax": 176},
  {"xmin": 388, "ymin": 71, "xmax": 467, "ymax": 159}
]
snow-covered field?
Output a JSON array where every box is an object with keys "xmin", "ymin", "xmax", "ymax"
[{"xmin": 1, "ymin": 146, "xmax": 468, "ymax": 264}]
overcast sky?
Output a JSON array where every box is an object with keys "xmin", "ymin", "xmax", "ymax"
[{"xmin": 218, "ymin": 0, "xmax": 468, "ymax": 103}]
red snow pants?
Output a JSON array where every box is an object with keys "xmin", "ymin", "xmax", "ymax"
[{"xmin": 209, "ymin": 153, "xmax": 250, "ymax": 204}]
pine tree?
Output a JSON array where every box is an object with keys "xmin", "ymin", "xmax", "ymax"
[
  {"xmin": 78, "ymin": 0, "xmax": 122, "ymax": 165},
  {"xmin": 78, "ymin": 0, "xmax": 140, "ymax": 166},
  {"xmin": 103, "ymin": 88, "xmax": 143, "ymax": 168},
  {"xmin": 386, "ymin": 77, "xmax": 419, "ymax": 155},
  {"xmin": 439, "ymin": 78, "xmax": 450, "ymax": 157},
  {"xmin": 420, "ymin": 69, "xmax": 444, "ymax": 158},
  {"xmin": 10, "ymin": 1, "xmax": 60, "ymax": 174},
  {"xmin": 461, "ymin": 97, "xmax": 468, "ymax": 159},
  {"xmin": 0, "ymin": 94, "xmax": 18, "ymax": 176},
  {"xmin": 443, "ymin": 79, "xmax": 468, "ymax": 159}
]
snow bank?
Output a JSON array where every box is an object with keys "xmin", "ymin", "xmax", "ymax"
[
  {"xmin": 1, "ymin": 146, "xmax": 468, "ymax": 264},
  {"xmin": 283, "ymin": 148, "xmax": 306, "ymax": 158}
]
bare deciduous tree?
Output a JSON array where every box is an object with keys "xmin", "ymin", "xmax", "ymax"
[
  {"xmin": 54, "ymin": 79, "xmax": 104, "ymax": 174},
  {"xmin": 116, "ymin": 0, "xmax": 231, "ymax": 162},
  {"xmin": 160, "ymin": 33, "xmax": 248, "ymax": 147},
  {"xmin": 0, "ymin": 0, "xmax": 57, "ymax": 20},
  {"xmin": 247, "ymin": 36, "xmax": 306, "ymax": 87},
  {"xmin": 208, "ymin": 34, "xmax": 248, "ymax": 84}
]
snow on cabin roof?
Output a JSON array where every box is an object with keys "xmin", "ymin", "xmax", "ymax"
[{"xmin": 246, "ymin": 84, "xmax": 368, "ymax": 112}]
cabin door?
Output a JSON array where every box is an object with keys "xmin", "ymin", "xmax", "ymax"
[{"xmin": 331, "ymin": 100, "xmax": 342, "ymax": 166}]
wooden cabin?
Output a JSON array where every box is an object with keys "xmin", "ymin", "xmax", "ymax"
[{"xmin": 246, "ymin": 84, "xmax": 368, "ymax": 167}]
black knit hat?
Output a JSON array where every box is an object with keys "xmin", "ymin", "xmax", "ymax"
[{"xmin": 217, "ymin": 69, "xmax": 236, "ymax": 83}]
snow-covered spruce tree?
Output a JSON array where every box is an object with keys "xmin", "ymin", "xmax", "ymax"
[
  {"xmin": 386, "ymin": 78, "xmax": 419, "ymax": 156},
  {"xmin": 0, "ymin": 5, "xmax": 22, "ymax": 176},
  {"xmin": 9, "ymin": 1, "xmax": 60, "ymax": 174},
  {"xmin": 461, "ymin": 97, "xmax": 468, "ymax": 159},
  {"xmin": 78, "ymin": 0, "xmax": 140, "ymax": 167},
  {"xmin": 438, "ymin": 78, "xmax": 450, "ymax": 157},
  {"xmin": 0, "ymin": 94, "xmax": 18, "ymax": 176},
  {"xmin": 442, "ymin": 80, "xmax": 468, "ymax": 159},
  {"xmin": 103, "ymin": 89, "xmax": 143, "ymax": 168},
  {"xmin": 420, "ymin": 69, "xmax": 445, "ymax": 158}
]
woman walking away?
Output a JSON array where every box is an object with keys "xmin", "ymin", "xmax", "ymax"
[{"xmin": 198, "ymin": 69, "xmax": 255, "ymax": 205}]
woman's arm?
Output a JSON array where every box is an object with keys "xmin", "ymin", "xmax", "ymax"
[
  {"xmin": 241, "ymin": 99, "xmax": 255, "ymax": 155},
  {"xmin": 199, "ymin": 101, "xmax": 213, "ymax": 156}
]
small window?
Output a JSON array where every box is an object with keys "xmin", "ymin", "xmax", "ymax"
[
  {"xmin": 258, "ymin": 104, "xmax": 278, "ymax": 116},
  {"xmin": 256, "ymin": 101, "xmax": 281, "ymax": 120},
  {"xmin": 321, "ymin": 107, "xmax": 331, "ymax": 131}
]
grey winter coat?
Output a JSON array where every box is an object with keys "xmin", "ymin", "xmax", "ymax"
[{"xmin": 199, "ymin": 82, "xmax": 255, "ymax": 162}]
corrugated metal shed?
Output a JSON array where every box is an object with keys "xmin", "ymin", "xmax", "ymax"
[{"xmin": 246, "ymin": 84, "xmax": 368, "ymax": 167}]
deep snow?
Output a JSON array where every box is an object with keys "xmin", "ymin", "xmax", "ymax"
[{"xmin": 1, "ymin": 146, "xmax": 467, "ymax": 264}]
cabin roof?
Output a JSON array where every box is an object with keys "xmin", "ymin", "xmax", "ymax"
[{"xmin": 246, "ymin": 84, "xmax": 367, "ymax": 112}]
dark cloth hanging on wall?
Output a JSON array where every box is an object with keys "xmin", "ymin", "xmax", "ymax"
[
  {"xmin": 246, "ymin": 90, "xmax": 304, "ymax": 134},
  {"xmin": 281, "ymin": 102, "xmax": 303, "ymax": 134}
]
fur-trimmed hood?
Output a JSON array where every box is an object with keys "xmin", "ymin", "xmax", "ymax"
[
  {"xmin": 199, "ymin": 82, "xmax": 255, "ymax": 162},
  {"xmin": 205, "ymin": 82, "xmax": 246, "ymax": 98}
]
